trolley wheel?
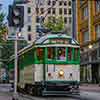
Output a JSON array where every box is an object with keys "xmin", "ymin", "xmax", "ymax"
[{"xmin": 37, "ymin": 87, "xmax": 42, "ymax": 96}]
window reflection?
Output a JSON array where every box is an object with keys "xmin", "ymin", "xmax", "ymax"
[
  {"xmin": 57, "ymin": 47, "xmax": 66, "ymax": 60},
  {"xmin": 48, "ymin": 47, "xmax": 55, "ymax": 60}
]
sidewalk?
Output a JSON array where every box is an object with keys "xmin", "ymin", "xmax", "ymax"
[{"xmin": 79, "ymin": 84, "xmax": 100, "ymax": 92}]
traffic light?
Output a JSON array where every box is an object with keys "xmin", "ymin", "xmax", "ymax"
[{"xmin": 8, "ymin": 5, "xmax": 24, "ymax": 28}]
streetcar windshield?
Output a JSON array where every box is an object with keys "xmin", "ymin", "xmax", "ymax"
[
  {"xmin": 48, "ymin": 47, "xmax": 55, "ymax": 60},
  {"xmin": 56, "ymin": 47, "xmax": 66, "ymax": 61}
]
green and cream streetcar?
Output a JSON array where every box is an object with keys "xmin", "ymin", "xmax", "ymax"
[{"xmin": 8, "ymin": 33, "xmax": 80, "ymax": 96}]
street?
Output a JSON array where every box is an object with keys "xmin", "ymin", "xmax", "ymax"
[
  {"xmin": 0, "ymin": 91, "xmax": 100, "ymax": 100},
  {"xmin": 0, "ymin": 0, "xmax": 100, "ymax": 100}
]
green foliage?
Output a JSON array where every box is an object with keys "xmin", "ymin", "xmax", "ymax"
[
  {"xmin": 44, "ymin": 16, "xmax": 65, "ymax": 32},
  {"xmin": 0, "ymin": 40, "xmax": 28, "ymax": 66},
  {"xmin": 0, "ymin": 12, "xmax": 7, "ymax": 42},
  {"xmin": 0, "ymin": 7, "xmax": 28, "ymax": 67}
]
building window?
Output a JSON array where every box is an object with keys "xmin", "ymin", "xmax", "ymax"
[
  {"xmin": 48, "ymin": 8, "xmax": 51, "ymax": 14},
  {"xmin": 28, "ymin": 16, "xmax": 31, "ymax": 22},
  {"xmin": 27, "ymin": 7, "xmax": 31, "ymax": 14},
  {"xmin": 40, "ymin": 8, "xmax": 44, "ymax": 14},
  {"xmin": 64, "ymin": 8, "xmax": 67, "ymax": 14},
  {"xmin": 95, "ymin": 24, "xmax": 100, "ymax": 39},
  {"xmin": 68, "ymin": 1, "xmax": 71, "ymax": 6},
  {"xmin": 36, "ymin": 16, "xmax": 39, "ymax": 23},
  {"xmin": 28, "ymin": 34, "xmax": 32, "ymax": 41},
  {"xmin": 69, "ymin": 17, "xmax": 72, "ymax": 24},
  {"xmin": 64, "ymin": 17, "xmax": 67, "ymax": 24},
  {"xmin": 59, "ymin": 8, "xmax": 62, "ymax": 15},
  {"xmin": 36, "ymin": 8, "xmax": 39, "ymax": 14},
  {"xmin": 83, "ymin": 31, "xmax": 89, "ymax": 42},
  {"xmin": 59, "ymin": 1, "xmax": 63, "ymax": 6},
  {"xmin": 64, "ymin": 1, "xmax": 67, "ymax": 6},
  {"xmin": 52, "ymin": 0, "xmax": 56, "ymax": 6},
  {"xmin": 52, "ymin": 8, "xmax": 56, "ymax": 14},
  {"xmin": 27, "ymin": 25, "xmax": 31, "ymax": 32},
  {"xmin": 82, "ymin": 6, "xmax": 88, "ymax": 20},
  {"xmin": 48, "ymin": 0, "xmax": 51, "ymax": 5},
  {"xmin": 69, "ymin": 8, "xmax": 71, "ymax": 14},
  {"xmin": 95, "ymin": 0, "xmax": 100, "ymax": 13},
  {"xmin": 39, "ymin": 0, "xmax": 44, "ymax": 5}
]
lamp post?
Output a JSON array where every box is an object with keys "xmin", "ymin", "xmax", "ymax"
[{"xmin": 88, "ymin": 44, "xmax": 93, "ymax": 83}]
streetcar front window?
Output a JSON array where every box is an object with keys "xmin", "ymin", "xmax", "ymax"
[
  {"xmin": 48, "ymin": 47, "xmax": 55, "ymax": 60},
  {"xmin": 74, "ymin": 48, "xmax": 79, "ymax": 61},
  {"xmin": 68, "ymin": 47, "xmax": 72, "ymax": 61},
  {"xmin": 57, "ymin": 47, "xmax": 66, "ymax": 61}
]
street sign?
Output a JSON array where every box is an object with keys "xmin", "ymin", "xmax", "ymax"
[
  {"xmin": 7, "ymin": 33, "xmax": 25, "ymax": 40},
  {"xmin": 7, "ymin": 35, "xmax": 25, "ymax": 40}
]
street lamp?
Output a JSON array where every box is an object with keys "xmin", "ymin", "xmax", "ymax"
[{"xmin": 17, "ymin": 32, "xmax": 21, "ymax": 37}]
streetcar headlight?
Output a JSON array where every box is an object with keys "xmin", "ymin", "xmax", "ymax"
[{"xmin": 59, "ymin": 70, "xmax": 64, "ymax": 77}]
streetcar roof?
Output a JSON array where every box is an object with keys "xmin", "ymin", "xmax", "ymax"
[{"xmin": 35, "ymin": 34, "xmax": 79, "ymax": 45}]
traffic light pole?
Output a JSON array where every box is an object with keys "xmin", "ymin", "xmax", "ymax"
[{"xmin": 12, "ymin": 29, "xmax": 18, "ymax": 100}]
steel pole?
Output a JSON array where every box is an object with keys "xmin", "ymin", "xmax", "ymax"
[
  {"xmin": 14, "ymin": 36, "xmax": 18, "ymax": 94},
  {"xmin": 12, "ymin": 31, "xmax": 18, "ymax": 100}
]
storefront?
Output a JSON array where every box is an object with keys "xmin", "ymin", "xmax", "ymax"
[{"xmin": 80, "ymin": 39, "xmax": 100, "ymax": 84}]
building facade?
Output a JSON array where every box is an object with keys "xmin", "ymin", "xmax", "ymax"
[
  {"xmin": 8, "ymin": 0, "xmax": 73, "ymax": 43},
  {"xmin": 77, "ymin": 0, "xmax": 100, "ymax": 83}
]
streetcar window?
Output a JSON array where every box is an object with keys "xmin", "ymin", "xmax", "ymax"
[
  {"xmin": 74, "ymin": 48, "xmax": 79, "ymax": 61},
  {"xmin": 57, "ymin": 47, "xmax": 66, "ymax": 60},
  {"xmin": 48, "ymin": 47, "xmax": 55, "ymax": 60},
  {"xmin": 36, "ymin": 48, "xmax": 44, "ymax": 60},
  {"xmin": 68, "ymin": 47, "xmax": 72, "ymax": 61}
]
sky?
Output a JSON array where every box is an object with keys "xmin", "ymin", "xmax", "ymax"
[
  {"xmin": 0, "ymin": 0, "xmax": 13, "ymax": 21},
  {"xmin": 0, "ymin": 0, "xmax": 13, "ymax": 13}
]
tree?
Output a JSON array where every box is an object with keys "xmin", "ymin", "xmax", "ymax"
[
  {"xmin": 0, "ymin": 12, "xmax": 7, "ymax": 42},
  {"xmin": 0, "ymin": 8, "xmax": 28, "ymax": 66},
  {"xmin": 44, "ymin": 16, "xmax": 65, "ymax": 32}
]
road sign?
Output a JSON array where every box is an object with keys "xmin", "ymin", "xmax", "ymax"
[{"xmin": 7, "ymin": 35, "xmax": 25, "ymax": 40}]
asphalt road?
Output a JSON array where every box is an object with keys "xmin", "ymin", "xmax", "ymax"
[{"xmin": 0, "ymin": 91, "xmax": 100, "ymax": 100}]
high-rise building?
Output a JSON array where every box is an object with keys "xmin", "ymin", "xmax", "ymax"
[
  {"xmin": 77, "ymin": 0, "xmax": 100, "ymax": 83},
  {"xmin": 8, "ymin": 0, "xmax": 73, "ymax": 43}
]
